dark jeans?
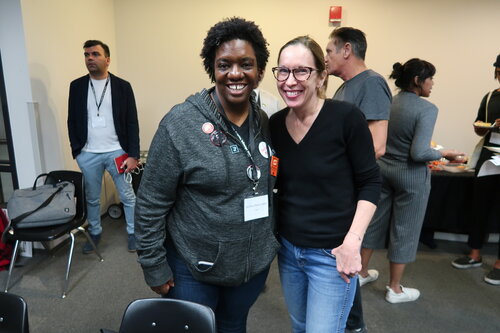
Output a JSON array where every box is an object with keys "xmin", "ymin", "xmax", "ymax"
[
  {"xmin": 165, "ymin": 244, "xmax": 269, "ymax": 333},
  {"xmin": 468, "ymin": 174, "xmax": 500, "ymax": 258},
  {"xmin": 346, "ymin": 279, "xmax": 365, "ymax": 330}
]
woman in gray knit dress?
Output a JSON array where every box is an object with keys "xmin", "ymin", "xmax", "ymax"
[{"xmin": 358, "ymin": 59, "xmax": 464, "ymax": 303}]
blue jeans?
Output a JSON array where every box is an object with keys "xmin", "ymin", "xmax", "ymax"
[
  {"xmin": 165, "ymin": 244, "xmax": 269, "ymax": 333},
  {"xmin": 278, "ymin": 236, "xmax": 356, "ymax": 333},
  {"xmin": 76, "ymin": 149, "xmax": 135, "ymax": 235}
]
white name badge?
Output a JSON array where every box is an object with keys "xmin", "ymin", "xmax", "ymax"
[
  {"xmin": 244, "ymin": 194, "xmax": 269, "ymax": 222},
  {"xmin": 91, "ymin": 115, "xmax": 106, "ymax": 128},
  {"xmin": 489, "ymin": 132, "xmax": 500, "ymax": 145}
]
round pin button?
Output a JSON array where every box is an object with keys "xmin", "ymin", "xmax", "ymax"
[
  {"xmin": 210, "ymin": 130, "xmax": 227, "ymax": 147},
  {"xmin": 202, "ymin": 122, "xmax": 215, "ymax": 134},
  {"xmin": 258, "ymin": 142, "xmax": 269, "ymax": 158}
]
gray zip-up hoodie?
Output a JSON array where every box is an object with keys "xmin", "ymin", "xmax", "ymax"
[{"xmin": 135, "ymin": 88, "xmax": 279, "ymax": 287}]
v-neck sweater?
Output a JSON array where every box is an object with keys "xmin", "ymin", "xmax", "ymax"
[{"xmin": 269, "ymin": 99, "xmax": 381, "ymax": 248}]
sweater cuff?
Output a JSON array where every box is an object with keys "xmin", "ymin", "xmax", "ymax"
[{"xmin": 142, "ymin": 261, "xmax": 173, "ymax": 287}]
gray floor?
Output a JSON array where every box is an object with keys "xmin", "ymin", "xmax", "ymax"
[{"xmin": 1, "ymin": 216, "xmax": 499, "ymax": 333}]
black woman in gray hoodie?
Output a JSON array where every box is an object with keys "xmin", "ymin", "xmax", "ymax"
[{"xmin": 135, "ymin": 17, "xmax": 279, "ymax": 333}]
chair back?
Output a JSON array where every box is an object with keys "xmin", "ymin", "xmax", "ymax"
[
  {"xmin": 0, "ymin": 291, "xmax": 29, "ymax": 333},
  {"xmin": 118, "ymin": 298, "xmax": 216, "ymax": 333},
  {"xmin": 44, "ymin": 170, "xmax": 86, "ymax": 220}
]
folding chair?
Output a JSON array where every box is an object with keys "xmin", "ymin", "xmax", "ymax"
[
  {"xmin": 3, "ymin": 170, "xmax": 103, "ymax": 298},
  {"xmin": 0, "ymin": 291, "xmax": 29, "ymax": 333},
  {"xmin": 100, "ymin": 298, "xmax": 216, "ymax": 333}
]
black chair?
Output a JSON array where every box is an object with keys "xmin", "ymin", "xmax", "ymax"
[
  {"xmin": 3, "ymin": 170, "xmax": 104, "ymax": 298},
  {"xmin": 0, "ymin": 291, "xmax": 29, "ymax": 333},
  {"xmin": 100, "ymin": 298, "xmax": 216, "ymax": 333}
]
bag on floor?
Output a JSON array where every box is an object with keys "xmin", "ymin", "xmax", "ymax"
[{"xmin": 7, "ymin": 173, "xmax": 76, "ymax": 229}]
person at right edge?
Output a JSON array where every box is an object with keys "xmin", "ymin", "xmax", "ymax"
[
  {"xmin": 325, "ymin": 27, "xmax": 391, "ymax": 333},
  {"xmin": 451, "ymin": 54, "xmax": 500, "ymax": 286}
]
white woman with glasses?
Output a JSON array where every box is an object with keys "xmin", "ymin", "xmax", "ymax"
[
  {"xmin": 268, "ymin": 36, "xmax": 381, "ymax": 332},
  {"xmin": 134, "ymin": 18, "xmax": 279, "ymax": 332}
]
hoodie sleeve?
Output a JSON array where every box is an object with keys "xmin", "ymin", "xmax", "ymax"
[{"xmin": 135, "ymin": 114, "xmax": 182, "ymax": 287}]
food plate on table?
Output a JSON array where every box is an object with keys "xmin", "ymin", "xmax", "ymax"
[
  {"xmin": 429, "ymin": 159, "xmax": 472, "ymax": 173},
  {"xmin": 473, "ymin": 121, "xmax": 496, "ymax": 129},
  {"xmin": 441, "ymin": 164, "xmax": 473, "ymax": 173}
]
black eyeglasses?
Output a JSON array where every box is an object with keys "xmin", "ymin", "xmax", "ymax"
[{"xmin": 272, "ymin": 67, "xmax": 319, "ymax": 82}]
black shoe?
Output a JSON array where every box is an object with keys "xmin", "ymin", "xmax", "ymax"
[
  {"xmin": 451, "ymin": 256, "xmax": 482, "ymax": 269},
  {"xmin": 484, "ymin": 268, "xmax": 500, "ymax": 285},
  {"xmin": 82, "ymin": 233, "xmax": 101, "ymax": 254}
]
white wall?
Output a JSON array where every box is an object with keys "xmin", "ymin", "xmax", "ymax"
[
  {"xmin": 7, "ymin": 0, "xmax": 500, "ymax": 178},
  {"xmin": 20, "ymin": 0, "xmax": 118, "ymax": 172},
  {"xmin": 0, "ymin": 0, "xmax": 41, "ymax": 188},
  {"xmin": 113, "ymin": 0, "xmax": 500, "ymax": 156}
]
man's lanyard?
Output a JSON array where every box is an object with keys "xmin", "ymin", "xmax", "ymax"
[
  {"xmin": 90, "ymin": 76, "xmax": 110, "ymax": 117},
  {"xmin": 211, "ymin": 91, "xmax": 261, "ymax": 194}
]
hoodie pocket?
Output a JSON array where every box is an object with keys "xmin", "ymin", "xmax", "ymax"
[{"xmin": 176, "ymin": 232, "xmax": 250, "ymax": 286}]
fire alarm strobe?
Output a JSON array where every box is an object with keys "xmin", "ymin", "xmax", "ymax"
[{"xmin": 330, "ymin": 6, "xmax": 342, "ymax": 23}]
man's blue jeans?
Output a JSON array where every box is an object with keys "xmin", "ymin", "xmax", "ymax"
[
  {"xmin": 76, "ymin": 149, "xmax": 135, "ymax": 235},
  {"xmin": 165, "ymin": 244, "xmax": 269, "ymax": 333},
  {"xmin": 278, "ymin": 236, "xmax": 356, "ymax": 333}
]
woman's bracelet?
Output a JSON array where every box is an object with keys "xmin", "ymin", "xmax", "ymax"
[{"xmin": 348, "ymin": 231, "xmax": 363, "ymax": 241}]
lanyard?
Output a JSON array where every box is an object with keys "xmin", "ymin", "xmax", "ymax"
[
  {"xmin": 90, "ymin": 76, "xmax": 110, "ymax": 116},
  {"xmin": 211, "ymin": 91, "xmax": 261, "ymax": 193}
]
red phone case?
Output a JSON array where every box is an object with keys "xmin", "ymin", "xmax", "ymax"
[{"xmin": 114, "ymin": 153, "xmax": 129, "ymax": 174}]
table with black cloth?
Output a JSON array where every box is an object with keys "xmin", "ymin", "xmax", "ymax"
[{"xmin": 422, "ymin": 170, "xmax": 498, "ymax": 238}]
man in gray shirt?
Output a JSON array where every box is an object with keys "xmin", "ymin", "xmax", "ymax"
[
  {"xmin": 326, "ymin": 27, "xmax": 391, "ymax": 159},
  {"xmin": 325, "ymin": 27, "xmax": 392, "ymax": 333}
]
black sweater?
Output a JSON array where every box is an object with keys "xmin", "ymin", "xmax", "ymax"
[{"xmin": 270, "ymin": 99, "xmax": 381, "ymax": 249}]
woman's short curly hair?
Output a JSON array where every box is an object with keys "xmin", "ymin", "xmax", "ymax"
[{"xmin": 201, "ymin": 17, "xmax": 269, "ymax": 82}]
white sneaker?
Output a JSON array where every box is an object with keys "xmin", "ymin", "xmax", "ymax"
[
  {"xmin": 359, "ymin": 269, "xmax": 379, "ymax": 287},
  {"xmin": 385, "ymin": 285, "xmax": 420, "ymax": 303}
]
